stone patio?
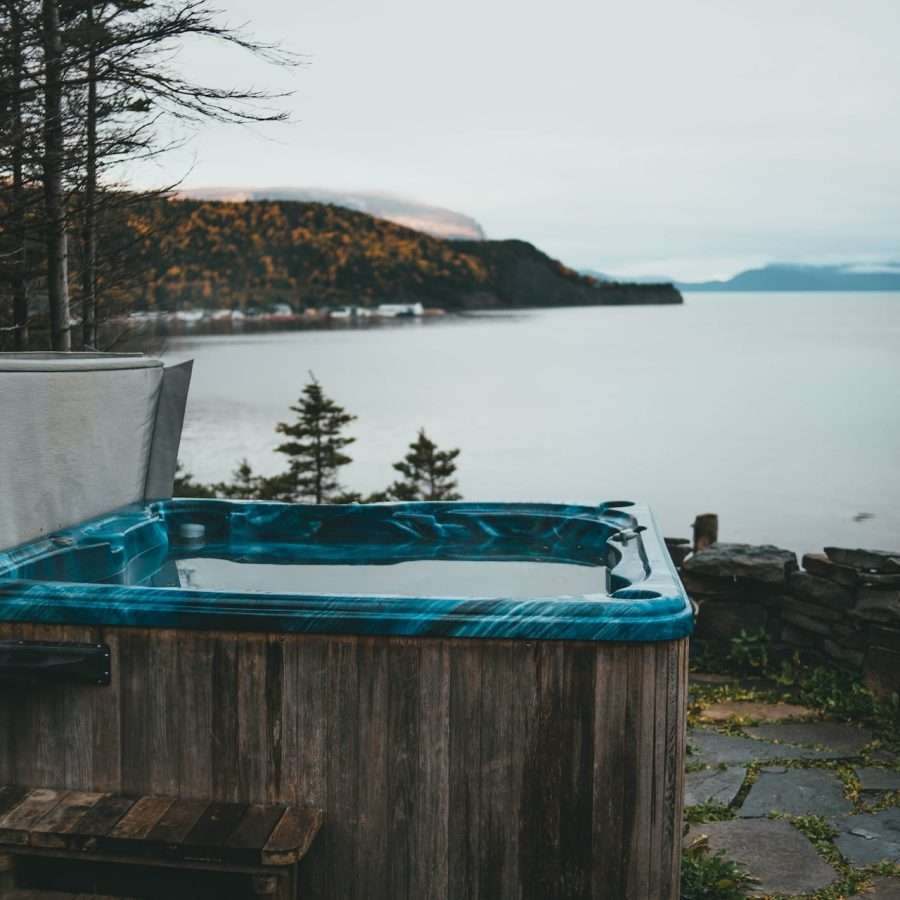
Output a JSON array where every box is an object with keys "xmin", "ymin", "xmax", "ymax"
[{"xmin": 687, "ymin": 672, "xmax": 900, "ymax": 897}]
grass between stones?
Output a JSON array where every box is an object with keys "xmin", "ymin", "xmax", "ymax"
[
  {"xmin": 681, "ymin": 835, "xmax": 758, "ymax": 900},
  {"xmin": 684, "ymin": 652, "xmax": 900, "ymax": 898},
  {"xmin": 685, "ymin": 800, "xmax": 737, "ymax": 825}
]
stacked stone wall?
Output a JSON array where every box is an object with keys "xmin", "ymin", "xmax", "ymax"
[{"xmin": 681, "ymin": 543, "xmax": 900, "ymax": 699}]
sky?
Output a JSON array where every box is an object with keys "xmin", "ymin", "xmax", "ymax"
[{"xmin": 129, "ymin": 0, "xmax": 900, "ymax": 280}]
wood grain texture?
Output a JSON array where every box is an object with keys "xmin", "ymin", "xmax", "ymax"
[
  {"xmin": 29, "ymin": 792, "xmax": 104, "ymax": 848},
  {"xmin": 0, "ymin": 623, "xmax": 687, "ymax": 900}
]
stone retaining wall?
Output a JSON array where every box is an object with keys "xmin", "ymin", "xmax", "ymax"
[{"xmin": 681, "ymin": 543, "xmax": 900, "ymax": 699}]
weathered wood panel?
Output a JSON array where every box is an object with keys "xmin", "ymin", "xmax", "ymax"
[{"xmin": 0, "ymin": 623, "xmax": 687, "ymax": 899}]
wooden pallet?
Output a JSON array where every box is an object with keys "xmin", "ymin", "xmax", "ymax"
[{"xmin": 0, "ymin": 787, "xmax": 322, "ymax": 899}]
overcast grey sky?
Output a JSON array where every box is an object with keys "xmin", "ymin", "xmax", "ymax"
[{"xmin": 133, "ymin": 0, "xmax": 900, "ymax": 279}]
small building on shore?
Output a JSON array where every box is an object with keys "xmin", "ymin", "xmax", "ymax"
[{"xmin": 376, "ymin": 302, "xmax": 423, "ymax": 317}]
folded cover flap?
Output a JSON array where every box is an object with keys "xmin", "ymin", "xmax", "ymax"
[{"xmin": 0, "ymin": 353, "xmax": 172, "ymax": 549}]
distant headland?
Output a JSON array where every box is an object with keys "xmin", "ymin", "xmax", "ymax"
[
  {"xmin": 586, "ymin": 262, "xmax": 900, "ymax": 292},
  {"xmin": 676, "ymin": 263, "xmax": 900, "ymax": 292}
]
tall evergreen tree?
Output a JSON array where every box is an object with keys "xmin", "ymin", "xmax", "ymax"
[
  {"xmin": 64, "ymin": 0, "xmax": 296, "ymax": 348},
  {"xmin": 1, "ymin": 0, "xmax": 296, "ymax": 349},
  {"xmin": 41, "ymin": 0, "xmax": 70, "ymax": 349},
  {"xmin": 0, "ymin": 0, "xmax": 38, "ymax": 348},
  {"xmin": 389, "ymin": 428, "xmax": 461, "ymax": 501},
  {"xmin": 275, "ymin": 375, "xmax": 356, "ymax": 504}
]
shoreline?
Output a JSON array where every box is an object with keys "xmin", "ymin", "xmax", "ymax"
[{"xmin": 109, "ymin": 300, "xmax": 676, "ymax": 344}]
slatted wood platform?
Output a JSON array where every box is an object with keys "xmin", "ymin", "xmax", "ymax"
[{"xmin": 0, "ymin": 787, "xmax": 322, "ymax": 899}]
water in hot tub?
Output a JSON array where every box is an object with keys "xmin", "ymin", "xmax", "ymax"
[{"xmin": 164, "ymin": 557, "xmax": 608, "ymax": 599}]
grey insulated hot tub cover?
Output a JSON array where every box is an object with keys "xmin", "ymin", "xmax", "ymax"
[{"xmin": 0, "ymin": 352, "xmax": 192, "ymax": 550}]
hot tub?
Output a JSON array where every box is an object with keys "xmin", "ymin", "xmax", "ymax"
[{"xmin": 0, "ymin": 497, "xmax": 691, "ymax": 899}]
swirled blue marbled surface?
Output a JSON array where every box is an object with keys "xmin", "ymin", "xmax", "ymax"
[{"xmin": 0, "ymin": 499, "xmax": 692, "ymax": 641}]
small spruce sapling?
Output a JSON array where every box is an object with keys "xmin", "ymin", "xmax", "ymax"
[
  {"xmin": 275, "ymin": 374, "xmax": 357, "ymax": 503},
  {"xmin": 172, "ymin": 462, "xmax": 216, "ymax": 498},
  {"xmin": 215, "ymin": 459, "xmax": 260, "ymax": 499},
  {"xmin": 389, "ymin": 428, "xmax": 461, "ymax": 501}
]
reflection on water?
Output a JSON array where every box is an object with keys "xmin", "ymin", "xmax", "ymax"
[{"xmin": 172, "ymin": 557, "xmax": 607, "ymax": 598}]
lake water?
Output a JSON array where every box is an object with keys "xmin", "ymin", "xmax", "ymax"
[{"xmin": 164, "ymin": 292, "xmax": 900, "ymax": 556}]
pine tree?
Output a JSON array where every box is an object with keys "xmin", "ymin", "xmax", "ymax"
[
  {"xmin": 275, "ymin": 375, "xmax": 357, "ymax": 503},
  {"xmin": 1, "ymin": 0, "xmax": 296, "ymax": 350},
  {"xmin": 214, "ymin": 458, "xmax": 294, "ymax": 501},
  {"xmin": 389, "ymin": 428, "xmax": 461, "ymax": 501},
  {"xmin": 172, "ymin": 462, "xmax": 215, "ymax": 498}
]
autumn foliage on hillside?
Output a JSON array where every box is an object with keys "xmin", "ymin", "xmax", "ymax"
[
  {"xmin": 127, "ymin": 198, "xmax": 497, "ymax": 310},
  {"xmin": 0, "ymin": 193, "xmax": 679, "ymax": 331}
]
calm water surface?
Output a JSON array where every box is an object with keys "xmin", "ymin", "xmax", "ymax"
[
  {"xmin": 171, "ymin": 558, "xmax": 607, "ymax": 598},
  {"xmin": 164, "ymin": 292, "xmax": 900, "ymax": 555}
]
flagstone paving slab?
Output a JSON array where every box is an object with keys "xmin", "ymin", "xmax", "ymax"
[
  {"xmin": 848, "ymin": 876, "xmax": 900, "ymax": 899},
  {"xmin": 685, "ymin": 766, "xmax": 746, "ymax": 807},
  {"xmin": 739, "ymin": 767, "xmax": 852, "ymax": 818},
  {"xmin": 870, "ymin": 749, "xmax": 899, "ymax": 765},
  {"xmin": 745, "ymin": 722, "xmax": 874, "ymax": 755},
  {"xmin": 699, "ymin": 700, "xmax": 816, "ymax": 722},
  {"xmin": 833, "ymin": 809, "xmax": 900, "ymax": 866},
  {"xmin": 688, "ymin": 728, "xmax": 843, "ymax": 765},
  {"xmin": 687, "ymin": 819, "xmax": 839, "ymax": 897},
  {"xmin": 855, "ymin": 767, "xmax": 900, "ymax": 793}
]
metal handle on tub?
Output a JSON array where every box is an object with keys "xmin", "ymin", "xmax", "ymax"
[
  {"xmin": 0, "ymin": 640, "xmax": 111, "ymax": 686},
  {"xmin": 610, "ymin": 526, "xmax": 647, "ymax": 544}
]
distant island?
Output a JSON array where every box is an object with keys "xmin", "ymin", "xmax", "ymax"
[
  {"xmin": 586, "ymin": 262, "xmax": 900, "ymax": 292},
  {"xmin": 121, "ymin": 198, "xmax": 682, "ymax": 311}
]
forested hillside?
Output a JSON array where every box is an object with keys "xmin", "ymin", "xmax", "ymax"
[{"xmin": 124, "ymin": 198, "xmax": 681, "ymax": 310}]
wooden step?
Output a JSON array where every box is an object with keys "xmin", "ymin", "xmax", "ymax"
[{"xmin": 0, "ymin": 788, "xmax": 322, "ymax": 868}]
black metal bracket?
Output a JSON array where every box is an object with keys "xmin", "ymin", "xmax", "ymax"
[{"xmin": 0, "ymin": 640, "xmax": 111, "ymax": 686}]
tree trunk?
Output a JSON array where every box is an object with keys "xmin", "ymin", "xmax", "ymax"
[
  {"xmin": 10, "ymin": 3, "xmax": 29, "ymax": 350},
  {"xmin": 41, "ymin": 0, "xmax": 70, "ymax": 351},
  {"xmin": 81, "ymin": 5, "xmax": 98, "ymax": 350}
]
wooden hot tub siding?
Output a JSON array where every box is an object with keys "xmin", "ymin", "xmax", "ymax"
[{"xmin": 0, "ymin": 623, "xmax": 687, "ymax": 900}]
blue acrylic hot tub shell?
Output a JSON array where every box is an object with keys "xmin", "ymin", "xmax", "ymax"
[{"xmin": 0, "ymin": 499, "xmax": 693, "ymax": 642}]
